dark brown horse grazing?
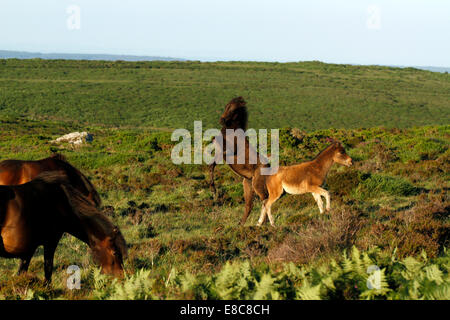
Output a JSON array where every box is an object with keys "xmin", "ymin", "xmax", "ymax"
[
  {"xmin": 258, "ymin": 141, "xmax": 353, "ymax": 226},
  {"xmin": 0, "ymin": 153, "xmax": 101, "ymax": 207},
  {"xmin": 0, "ymin": 172, "xmax": 127, "ymax": 283},
  {"xmin": 209, "ymin": 97, "xmax": 269, "ymax": 225}
]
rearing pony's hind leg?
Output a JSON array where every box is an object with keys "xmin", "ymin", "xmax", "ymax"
[
  {"xmin": 208, "ymin": 162, "xmax": 217, "ymax": 199},
  {"xmin": 240, "ymin": 178, "xmax": 254, "ymax": 225}
]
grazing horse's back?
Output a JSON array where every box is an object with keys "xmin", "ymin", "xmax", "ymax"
[{"xmin": 0, "ymin": 155, "xmax": 101, "ymax": 207}]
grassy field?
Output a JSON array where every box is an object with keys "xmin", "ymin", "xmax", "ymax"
[
  {"xmin": 0, "ymin": 59, "xmax": 449, "ymax": 130},
  {"xmin": 0, "ymin": 59, "xmax": 449, "ymax": 300}
]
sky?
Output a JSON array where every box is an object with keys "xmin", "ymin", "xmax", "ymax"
[{"xmin": 0, "ymin": 0, "xmax": 449, "ymax": 66}]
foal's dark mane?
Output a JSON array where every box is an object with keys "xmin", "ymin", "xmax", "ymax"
[
  {"xmin": 312, "ymin": 142, "xmax": 341, "ymax": 161},
  {"xmin": 49, "ymin": 153, "xmax": 102, "ymax": 207}
]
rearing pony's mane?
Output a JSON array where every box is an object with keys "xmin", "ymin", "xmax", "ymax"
[
  {"xmin": 49, "ymin": 153, "xmax": 102, "ymax": 207},
  {"xmin": 220, "ymin": 96, "xmax": 248, "ymax": 131},
  {"xmin": 33, "ymin": 172, "xmax": 128, "ymax": 259}
]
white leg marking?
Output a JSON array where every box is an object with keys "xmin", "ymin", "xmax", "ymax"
[
  {"xmin": 312, "ymin": 193, "xmax": 324, "ymax": 214},
  {"xmin": 266, "ymin": 204, "xmax": 275, "ymax": 226},
  {"xmin": 257, "ymin": 205, "xmax": 267, "ymax": 226}
]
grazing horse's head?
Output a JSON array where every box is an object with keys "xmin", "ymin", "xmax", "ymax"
[
  {"xmin": 220, "ymin": 97, "xmax": 248, "ymax": 130},
  {"xmin": 331, "ymin": 142, "xmax": 353, "ymax": 167},
  {"xmin": 91, "ymin": 227, "xmax": 128, "ymax": 277}
]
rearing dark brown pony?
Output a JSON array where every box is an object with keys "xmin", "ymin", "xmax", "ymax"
[
  {"xmin": 209, "ymin": 97, "xmax": 269, "ymax": 225},
  {"xmin": 0, "ymin": 153, "xmax": 101, "ymax": 207},
  {"xmin": 0, "ymin": 172, "xmax": 127, "ymax": 283}
]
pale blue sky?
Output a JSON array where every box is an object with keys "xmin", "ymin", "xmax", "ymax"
[{"xmin": 0, "ymin": 0, "xmax": 449, "ymax": 66}]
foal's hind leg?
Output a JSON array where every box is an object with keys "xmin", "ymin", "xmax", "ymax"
[
  {"xmin": 259, "ymin": 182, "xmax": 283, "ymax": 227},
  {"xmin": 257, "ymin": 200, "xmax": 268, "ymax": 226}
]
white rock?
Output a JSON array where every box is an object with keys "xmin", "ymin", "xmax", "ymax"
[{"xmin": 52, "ymin": 132, "xmax": 93, "ymax": 145}]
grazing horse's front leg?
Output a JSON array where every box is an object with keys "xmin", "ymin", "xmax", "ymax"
[{"xmin": 43, "ymin": 236, "xmax": 61, "ymax": 284}]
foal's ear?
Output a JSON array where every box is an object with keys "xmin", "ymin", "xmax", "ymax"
[{"xmin": 0, "ymin": 187, "xmax": 15, "ymax": 201}]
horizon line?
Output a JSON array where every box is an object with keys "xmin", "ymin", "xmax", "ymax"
[{"xmin": 0, "ymin": 49, "xmax": 449, "ymax": 71}]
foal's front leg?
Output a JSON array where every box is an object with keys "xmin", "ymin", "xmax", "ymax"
[
  {"xmin": 312, "ymin": 187, "xmax": 331, "ymax": 213},
  {"xmin": 317, "ymin": 187, "xmax": 331, "ymax": 212},
  {"xmin": 312, "ymin": 193, "xmax": 324, "ymax": 214}
]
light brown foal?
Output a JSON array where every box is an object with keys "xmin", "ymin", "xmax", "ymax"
[{"xmin": 258, "ymin": 141, "xmax": 353, "ymax": 226}]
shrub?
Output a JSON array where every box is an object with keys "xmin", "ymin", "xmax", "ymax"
[{"xmin": 355, "ymin": 174, "xmax": 419, "ymax": 199}]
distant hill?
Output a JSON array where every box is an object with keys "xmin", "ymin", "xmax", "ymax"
[
  {"xmin": 1, "ymin": 50, "xmax": 448, "ymax": 73},
  {"xmin": 0, "ymin": 50, "xmax": 184, "ymax": 62},
  {"xmin": 0, "ymin": 59, "xmax": 448, "ymax": 131}
]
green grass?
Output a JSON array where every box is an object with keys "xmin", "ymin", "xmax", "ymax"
[
  {"xmin": 0, "ymin": 116, "xmax": 448, "ymax": 299},
  {"xmin": 0, "ymin": 59, "xmax": 449, "ymax": 299},
  {"xmin": 0, "ymin": 59, "xmax": 449, "ymax": 130}
]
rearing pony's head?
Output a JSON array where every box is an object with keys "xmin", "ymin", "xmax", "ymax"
[{"xmin": 220, "ymin": 97, "xmax": 248, "ymax": 130}]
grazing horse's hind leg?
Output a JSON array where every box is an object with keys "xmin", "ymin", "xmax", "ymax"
[
  {"xmin": 241, "ymin": 178, "xmax": 254, "ymax": 225},
  {"xmin": 17, "ymin": 255, "xmax": 33, "ymax": 275}
]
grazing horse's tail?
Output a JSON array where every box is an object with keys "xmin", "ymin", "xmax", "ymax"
[
  {"xmin": 50, "ymin": 154, "xmax": 102, "ymax": 208},
  {"xmin": 33, "ymin": 172, "xmax": 127, "ymax": 259}
]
